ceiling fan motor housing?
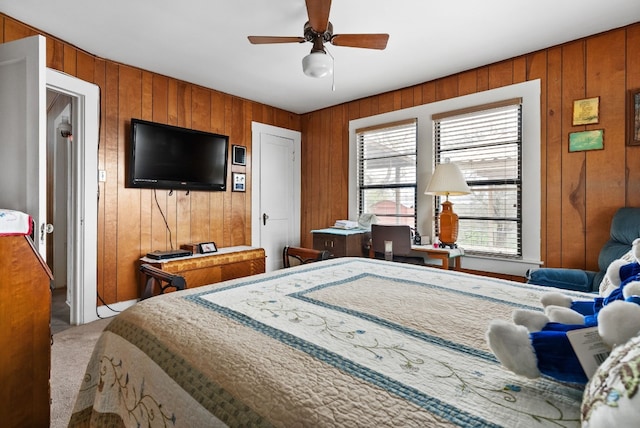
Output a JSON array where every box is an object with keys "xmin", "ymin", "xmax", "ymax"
[{"xmin": 304, "ymin": 21, "xmax": 333, "ymax": 49}]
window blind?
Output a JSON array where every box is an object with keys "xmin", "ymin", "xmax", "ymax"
[
  {"xmin": 433, "ymin": 100, "xmax": 522, "ymax": 257},
  {"xmin": 356, "ymin": 119, "xmax": 417, "ymax": 227}
]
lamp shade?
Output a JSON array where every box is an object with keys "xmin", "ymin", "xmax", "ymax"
[
  {"xmin": 302, "ymin": 51, "xmax": 333, "ymax": 78},
  {"xmin": 424, "ymin": 161, "xmax": 471, "ymax": 197}
]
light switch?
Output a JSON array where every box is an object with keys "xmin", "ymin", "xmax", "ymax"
[{"xmin": 99, "ymin": 170, "xmax": 106, "ymax": 182}]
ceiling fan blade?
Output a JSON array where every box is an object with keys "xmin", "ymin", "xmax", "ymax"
[
  {"xmin": 331, "ymin": 33, "xmax": 389, "ymax": 50},
  {"xmin": 248, "ymin": 36, "xmax": 305, "ymax": 44},
  {"xmin": 305, "ymin": 0, "xmax": 332, "ymax": 33}
]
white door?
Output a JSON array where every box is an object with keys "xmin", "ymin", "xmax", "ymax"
[
  {"xmin": 0, "ymin": 35, "xmax": 100, "ymax": 325},
  {"xmin": 0, "ymin": 35, "xmax": 47, "ymax": 256},
  {"xmin": 251, "ymin": 123, "xmax": 301, "ymax": 272}
]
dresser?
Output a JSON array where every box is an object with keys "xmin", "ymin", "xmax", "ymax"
[
  {"xmin": 0, "ymin": 234, "xmax": 52, "ymax": 427},
  {"xmin": 311, "ymin": 228, "xmax": 369, "ymax": 258},
  {"xmin": 139, "ymin": 246, "xmax": 265, "ymax": 292}
]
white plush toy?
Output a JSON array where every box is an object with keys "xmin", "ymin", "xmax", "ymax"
[
  {"xmin": 486, "ymin": 240, "xmax": 640, "ymax": 385},
  {"xmin": 538, "ymin": 237, "xmax": 640, "ymax": 326}
]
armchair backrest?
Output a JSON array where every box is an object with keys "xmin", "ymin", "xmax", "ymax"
[
  {"xmin": 371, "ymin": 224, "xmax": 413, "ymax": 256},
  {"xmin": 595, "ymin": 207, "xmax": 640, "ymax": 285},
  {"xmin": 527, "ymin": 207, "xmax": 640, "ymax": 293}
]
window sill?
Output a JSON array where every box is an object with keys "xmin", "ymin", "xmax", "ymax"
[{"xmin": 460, "ymin": 254, "xmax": 542, "ymax": 278}]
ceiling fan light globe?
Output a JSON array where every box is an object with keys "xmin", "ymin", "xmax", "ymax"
[{"xmin": 302, "ymin": 52, "xmax": 333, "ymax": 78}]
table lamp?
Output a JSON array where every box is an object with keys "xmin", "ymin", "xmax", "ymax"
[{"xmin": 425, "ymin": 160, "xmax": 471, "ymax": 248}]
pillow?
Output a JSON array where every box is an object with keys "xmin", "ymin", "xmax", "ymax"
[
  {"xmin": 598, "ymin": 248, "xmax": 637, "ymax": 296},
  {"xmin": 581, "ymin": 333, "xmax": 640, "ymax": 426}
]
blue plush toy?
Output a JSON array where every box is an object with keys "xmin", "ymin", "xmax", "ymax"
[
  {"xmin": 539, "ymin": 238, "xmax": 640, "ymax": 327},
  {"xmin": 486, "ymin": 241, "xmax": 640, "ymax": 384}
]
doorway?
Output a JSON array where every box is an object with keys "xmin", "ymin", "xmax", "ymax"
[
  {"xmin": 46, "ymin": 68, "xmax": 100, "ymax": 326},
  {"xmin": 251, "ymin": 122, "xmax": 301, "ymax": 272},
  {"xmin": 47, "ymin": 90, "xmax": 72, "ymax": 332}
]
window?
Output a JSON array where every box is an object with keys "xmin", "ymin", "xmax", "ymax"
[
  {"xmin": 349, "ymin": 79, "xmax": 540, "ymax": 275},
  {"xmin": 433, "ymin": 99, "xmax": 522, "ymax": 257},
  {"xmin": 356, "ymin": 119, "xmax": 417, "ymax": 228}
]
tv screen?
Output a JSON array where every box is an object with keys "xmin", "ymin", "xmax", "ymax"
[{"xmin": 127, "ymin": 119, "xmax": 229, "ymax": 191}]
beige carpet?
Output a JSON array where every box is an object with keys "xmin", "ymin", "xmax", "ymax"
[{"xmin": 51, "ymin": 317, "xmax": 113, "ymax": 428}]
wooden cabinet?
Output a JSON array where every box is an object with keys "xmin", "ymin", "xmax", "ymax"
[
  {"xmin": 0, "ymin": 235, "xmax": 52, "ymax": 427},
  {"xmin": 312, "ymin": 229, "xmax": 368, "ymax": 258},
  {"xmin": 139, "ymin": 246, "xmax": 265, "ymax": 292}
]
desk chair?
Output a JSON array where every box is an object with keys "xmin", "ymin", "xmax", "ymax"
[
  {"xmin": 370, "ymin": 224, "xmax": 424, "ymax": 265},
  {"xmin": 283, "ymin": 246, "xmax": 330, "ymax": 268}
]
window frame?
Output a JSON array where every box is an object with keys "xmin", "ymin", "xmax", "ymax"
[{"xmin": 349, "ymin": 80, "xmax": 541, "ymax": 276}]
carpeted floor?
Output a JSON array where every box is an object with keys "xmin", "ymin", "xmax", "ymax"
[{"xmin": 51, "ymin": 316, "xmax": 112, "ymax": 428}]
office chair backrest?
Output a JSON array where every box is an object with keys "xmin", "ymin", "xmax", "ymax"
[{"xmin": 371, "ymin": 224, "xmax": 413, "ymax": 256}]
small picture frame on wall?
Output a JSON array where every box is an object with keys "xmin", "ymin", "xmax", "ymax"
[
  {"xmin": 569, "ymin": 129, "xmax": 604, "ymax": 152},
  {"xmin": 199, "ymin": 242, "xmax": 217, "ymax": 254},
  {"xmin": 572, "ymin": 96, "xmax": 600, "ymax": 126},
  {"xmin": 628, "ymin": 88, "xmax": 640, "ymax": 146},
  {"xmin": 232, "ymin": 172, "xmax": 246, "ymax": 192},
  {"xmin": 232, "ymin": 145, "xmax": 247, "ymax": 166}
]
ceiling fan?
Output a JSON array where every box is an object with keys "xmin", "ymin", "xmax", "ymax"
[{"xmin": 248, "ymin": 0, "xmax": 389, "ymax": 78}]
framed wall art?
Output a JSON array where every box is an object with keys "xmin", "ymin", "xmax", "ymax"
[
  {"xmin": 569, "ymin": 129, "xmax": 604, "ymax": 152},
  {"xmin": 628, "ymin": 88, "xmax": 640, "ymax": 146},
  {"xmin": 232, "ymin": 145, "xmax": 247, "ymax": 165},
  {"xmin": 572, "ymin": 97, "xmax": 599, "ymax": 126},
  {"xmin": 232, "ymin": 172, "xmax": 246, "ymax": 192}
]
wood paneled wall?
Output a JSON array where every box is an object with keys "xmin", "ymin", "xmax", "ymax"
[
  {"xmin": 3, "ymin": 13, "xmax": 640, "ymax": 305},
  {"xmin": 1, "ymin": 15, "xmax": 300, "ymax": 304},
  {"xmin": 300, "ymin": 23, "xmax": 640, "ymax": 273}
]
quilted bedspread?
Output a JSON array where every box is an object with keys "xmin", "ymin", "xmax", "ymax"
[{"xmin": 69, "ymin": 258, "xmax": 591, "ymax": 427}]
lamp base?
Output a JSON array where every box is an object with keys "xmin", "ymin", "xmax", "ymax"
[{"xmin": 438, "ymin": 200, "xmax": 459, "ymax": 247}]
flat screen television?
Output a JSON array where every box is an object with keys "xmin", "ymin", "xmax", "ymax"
[{"xmin": 127, "ymin": 119, "xmax": 229, "ymax": 191}]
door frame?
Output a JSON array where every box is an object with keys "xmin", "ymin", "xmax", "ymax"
[
  {"xmin": 250, "ymin": 122, "xmax": 301, "ymax": 261},
  {"xmin": 46, "ymin": 68, "xmax": 99, "ymax": 325}
]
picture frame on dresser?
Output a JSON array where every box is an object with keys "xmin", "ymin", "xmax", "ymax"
[{"xmin": 199, "ymin": 242, "xmax": 218, "ymax": 253}]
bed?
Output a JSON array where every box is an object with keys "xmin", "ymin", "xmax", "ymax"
[{"xmin": 69, "ymin": 257, "xmax": 590, "ymax": 427}]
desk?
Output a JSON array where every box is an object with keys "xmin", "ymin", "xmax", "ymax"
[
  {"xmin": 411, "ymin": 245, "xmax": 464, "ymax": 270},
  {"xmin": 311, "ymin": 228, "xmax": 369, "ymax": 258}
]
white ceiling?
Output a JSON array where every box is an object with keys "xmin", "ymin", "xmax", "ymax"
[{"xmin": 2, "ymin": 0, "xmax": 639, "ymax": 114}]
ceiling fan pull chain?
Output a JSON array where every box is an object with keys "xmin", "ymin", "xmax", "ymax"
[{"xmin": 326, "ymin": 46, "xmax": 336, "ymax": 91}]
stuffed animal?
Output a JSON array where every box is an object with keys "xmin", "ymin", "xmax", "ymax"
[
  {"xmin": 486, "ymin": 281, "xmax": 640, "ymax": 384},
  {"xmin": 487, "ymin": 240, "xmax": 640, "ymax": 384},
  {"xmin": 507, "ymin": 241, "xmax": 640, "ymax": 337},
  {"xmin": 538, "ymin": 237, "xmax": 640, "ymax": 326},
  {"xmin": 488, "ymin": 252, "xmax": 640, "ymax": 385}
]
